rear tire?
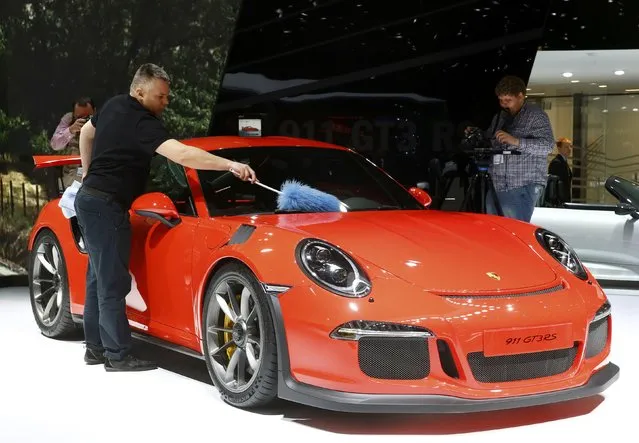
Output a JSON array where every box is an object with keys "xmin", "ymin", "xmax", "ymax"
[
  {"xmin": 28, "ymin": 230, "xmax": 78, "ymax": 338},
  {"xmin": 202, "ymin": 262, "xmax": 278, "ymax": 408}
]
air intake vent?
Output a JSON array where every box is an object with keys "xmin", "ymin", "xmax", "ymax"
[
  {"xmin": 358, "ymin": 336, "xmax": 430, "ymax": 380},
  {"xmin": 467, "ymin": 345, "xmax": 578, "ymax": 383},
  {"xmin": 586, "ymin": 316, "xmax": 609, "ymax": 358}
]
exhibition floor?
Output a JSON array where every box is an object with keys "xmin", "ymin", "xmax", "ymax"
[{"xmin": 0, "ymin": 286, "xmax": 637, "ymax": 443}]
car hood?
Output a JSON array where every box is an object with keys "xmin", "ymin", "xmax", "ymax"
[{"xmin": 264, "ymin": 210, "xmax": 557, "ymax": 292}]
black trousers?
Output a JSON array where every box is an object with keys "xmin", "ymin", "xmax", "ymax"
[{"xmin": 74, "ymin": 186, "xmax": 132, "ymax": 361}]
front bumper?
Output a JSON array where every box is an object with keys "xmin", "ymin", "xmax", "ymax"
[{"xmin": 278, "ymin": 362, "xmax": 619, "ymax": 413}]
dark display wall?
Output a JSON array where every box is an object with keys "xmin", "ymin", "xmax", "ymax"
[{"xmin": 211, "ymin": 0, "xmax": 639, "ymax": 186}]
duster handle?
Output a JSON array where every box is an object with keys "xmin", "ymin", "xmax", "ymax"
[{"xmin": 230, "ymin": 168, "xmax": 282, "ymax": 195}]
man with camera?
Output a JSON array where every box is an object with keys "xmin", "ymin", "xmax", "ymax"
[
  {"xmin": 475, "ymin": 75, "xmax": 555, "ymax": 222},
  {"xmin": 50, "ymin": 97, "xmax": 95, "ymax": 188}
]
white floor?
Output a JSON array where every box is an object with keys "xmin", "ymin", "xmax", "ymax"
[{"xmin": 0, "ymin": 286, "xmax": 637, "ymax": 443}]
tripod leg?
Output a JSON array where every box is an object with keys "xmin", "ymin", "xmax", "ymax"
[
  {"xmin": 480, "ymin": 175, "xmax": 487, "ymax": 213},
  {"xmin": 461, "ymin": 175, "xmax": 476, "ymax": 212},
  {"xmin": 486, "ymin": 175, "xmax": 504, "ymax": 216}
]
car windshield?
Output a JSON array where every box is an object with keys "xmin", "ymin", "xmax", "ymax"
[{"xmin": 197, "ymin": 146, "xmax": 424, "ymax": 216}]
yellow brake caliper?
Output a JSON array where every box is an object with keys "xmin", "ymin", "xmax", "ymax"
[{"xmin": 223, "ymin": 293, "xmax": 241, "ymax": 360}]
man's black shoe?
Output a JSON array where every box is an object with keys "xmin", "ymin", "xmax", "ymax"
[
  {"xmin": 104, "ymin": 355, "xmax": 158, "ymax": 372},
  {"xmin": 84, "ymin": 348, "xmax": 106, "ymax": 365}
]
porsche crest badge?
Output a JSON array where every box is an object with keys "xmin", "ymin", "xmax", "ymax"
[{"xmin": 486, "ymin": 272, "xmax": 501, "ymax": 281}]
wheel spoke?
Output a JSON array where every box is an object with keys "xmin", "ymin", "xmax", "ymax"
[
  {"xmin": 226, "ymin": 281, "xmax": 241, "ymax": 319},
  {"xmin": 246, "ymin": 306, "xmax": 257, "ymax": 324},
  {"xmin": 207, "ymin": 326, "xmax": 233, "ymax": 334},
  {"xmin": 37, "ymin": 253, "xmax": 56, "ymax": 275},
  {"xmin": 32, "ymin": 278, "xmax": 54, "ymax": 286},
  {"xmin": 240, "ymin": 287, "xmax": 250, "ymax": 319},
  {"xmin": 210, "ymin": 340, "xmax": 234, "ymax": 357},
  {"xmin": 215, "ymin": 294, "xmax": 237, "ymax": 322},
  {"xmin": 236, "ymin": 349, "xmax": 246, "ymax": 386},
  {"xmin": 35, "ymin": 285, "xmax": 55, "ymax": 301},
  {"xmin": 56, "ymin": 287, "xmax": 63, "ymax": 308},
  {"xmin": 51, "ymin": 245, "xmax": 60, "ymax": 271},
  {"xmin": 43, "ymin": 292, "xmax": 57, "ymax": 321},
  {"xmin": 225, "ymin": 349, "xmax": 240, "ymax": 383},
  {"xmin": 246, "ymin": 343, "xmax": 259, "ymax": 371}
]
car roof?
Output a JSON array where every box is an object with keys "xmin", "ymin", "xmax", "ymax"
[{"xmin": 181, "ymin": 136, "xmax": 350, "ymax": 152}]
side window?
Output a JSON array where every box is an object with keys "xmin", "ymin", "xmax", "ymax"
[{"xmin": 145, "ymin": 155, "xmax": 196, "ymax": 217}]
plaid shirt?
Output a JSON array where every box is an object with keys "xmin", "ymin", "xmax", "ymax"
[{"xmin": 487, "ymin": 102, "xmax": 555, "ymax": 192}]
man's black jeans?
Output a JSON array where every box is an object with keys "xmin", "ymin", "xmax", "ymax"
[{"xmin": 74, "ymin": 186, "xmax": 132, "ymax": 361}]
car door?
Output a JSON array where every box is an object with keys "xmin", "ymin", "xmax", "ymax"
[{"xmin": 127, "ymin": 155, "xmax": 200, "ymax": 349}]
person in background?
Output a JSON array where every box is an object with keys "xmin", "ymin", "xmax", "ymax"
[
  {"xmin": 50, "ymin": 97, "xmax": 95, "ymax": 187},
  {"xmin": 483, "ymin": 75, "xmax": 555, "ymax": 222},
  {"xmin": 548, "ymin": 137, "xmax": 573, "ymax": 204}
]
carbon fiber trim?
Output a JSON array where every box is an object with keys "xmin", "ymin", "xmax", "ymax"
[{"xmin": 441, "ymin": 284, "xmax": 564, "ymax": 299}]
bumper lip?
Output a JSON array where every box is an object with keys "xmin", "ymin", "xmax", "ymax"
[{"xmin": 277, "ymin": 362, "xmax": 620, "ymax": 414}]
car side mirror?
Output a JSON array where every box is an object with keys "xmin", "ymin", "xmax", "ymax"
[
  {"xmin": 615, "ymin": 202, "xmax": 639, "ymax": 219},
  {"xmin": 131, "ymin": 192, "xmax": 181, "ymax": 228},
  {"xmin": 408, "ymin": 187, "xmax": 432, "ymax": 208}
]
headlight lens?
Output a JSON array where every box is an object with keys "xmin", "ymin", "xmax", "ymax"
[
  {"xmin": 535, "ymin": 229, "xmax": 588, "ymax": 280},
  {"xmin": 296, "ymin": 239, "xmax": 372, "ymax": 297}
]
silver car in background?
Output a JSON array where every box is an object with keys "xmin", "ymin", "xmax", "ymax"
[{"xmin": 531, "ymin": 176, "xmax": 639, "ymax": 289}]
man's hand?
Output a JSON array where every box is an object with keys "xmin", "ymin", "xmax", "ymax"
[
  {"xmin": 69, "ymin": 118, "xmax": 87, "ymax": 135},
  {"xmin": 495, "ymin": 130, "xmax": 519, "ymax": 147},
  {"xmin": 229, "ymin": 161, "xmax": 257, "ymax": 183}
]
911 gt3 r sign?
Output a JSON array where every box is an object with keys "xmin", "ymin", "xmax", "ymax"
[{"xmin": 484, "ymin": 323, "xmax": 574, "ymax": 357}]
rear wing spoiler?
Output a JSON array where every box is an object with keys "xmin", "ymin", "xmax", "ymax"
[{"xmin": 33, "ymin": 155, "xmax": 81, "ymax": 169}]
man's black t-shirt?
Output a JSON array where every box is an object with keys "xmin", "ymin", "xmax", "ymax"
[{"xmin": 83, "ymin": 94, "xmax": 170, "ymax": 208}]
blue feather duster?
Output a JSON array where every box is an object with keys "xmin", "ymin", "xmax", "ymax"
[{"xmin": 277, "ymin": 180, "xmax": 342, "ymax": 213}]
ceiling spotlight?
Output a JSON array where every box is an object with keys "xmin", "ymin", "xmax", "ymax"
[
  {"xmin": 614, "ymin": 70, "xmax": 625, "ymax": 76},
  {"xmin": 599, "ymin": 85, "xmax": 608, "ymax": 88},
  {"xmin": 562, "ymin": 72, "xmax": 573, "ymax": 78},
  {"xmin": 571, "ymin": 80, "xmax": 580, "ymax": 83}
]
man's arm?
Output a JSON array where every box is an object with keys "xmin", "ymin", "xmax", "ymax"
[
  {"xmin": 155, "ymin": 139, "xmax": 256, "ymax": 182},
  {"xmin": 78, "ymin": 120, "xmax": 96, "ymax": 179},
  {"xmin": 548, "ymin": 157, "xmax": 562, "ymax": 177},
  {"xmin": 50, "ymin": 113, "xmax": 74, "ymax": 151},
  {"xmin": 518, "ymin": 111, "xmax": 555, "ymax": 157}
]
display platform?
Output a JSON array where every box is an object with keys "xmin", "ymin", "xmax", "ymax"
[{"xmin": 0, "ymin": 286, "xmax": 636, "ymax": 443}]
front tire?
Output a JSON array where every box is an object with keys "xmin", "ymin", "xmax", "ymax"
[
  {"xmin": 28, "ymin": 230, "xmax": 78, "ymax": 338},
  {"xmin": 202, "ymin": 263, "xmax": 278, "ymax": 408}
]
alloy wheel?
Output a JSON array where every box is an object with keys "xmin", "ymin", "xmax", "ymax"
[
  {"xmin": 206, "ymin": 276, "xmax": 264, "ymax": 393},
  {"xmin": 32, "ymin": 240, "xmax": 64, "ymax": 327}
]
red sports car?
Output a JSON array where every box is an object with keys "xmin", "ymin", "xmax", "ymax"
[{"xmin": 27, "ymin": 135, "xmax": 619, "ymax": 413}]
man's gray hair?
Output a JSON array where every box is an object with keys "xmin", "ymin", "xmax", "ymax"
[{"xmin": 130, "ymin": 63, "xmax": 170, "ymax": 91}]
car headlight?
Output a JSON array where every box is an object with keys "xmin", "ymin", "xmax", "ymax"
[
  {"xmin": 296, "ymin": 239, "xmax": 372, "ymax": 297},
  {"xmin": 535, "ymin": 228, "xmax": 588, "ymax": 280}
]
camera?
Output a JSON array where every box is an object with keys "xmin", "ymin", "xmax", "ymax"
[{"xmin": 462, "ymin": 127, "xmax": 492, "ymax": 151}]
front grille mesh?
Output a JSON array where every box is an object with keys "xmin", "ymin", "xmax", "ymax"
[
  {"xmin": 468, "ymin": 345, "xmax": 578, "ymax": 383},
  {"xmin": 585, "ymin": 316, "xmax": 609, "ymax": 358},
  {"xmin": 442, "ymin": 284, "xmax": 564, "ymax": 299},
  {"xmin": 358, "ymin": 337, "xmax": 430, "ymax": 380}
]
